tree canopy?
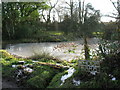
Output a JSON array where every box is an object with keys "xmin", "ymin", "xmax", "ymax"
[{"xmin": 2, "ymin": 2, "xmax": 49, "ymax": 40}]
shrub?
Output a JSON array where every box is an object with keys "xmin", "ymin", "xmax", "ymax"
[
  {"xmin": 78, "ymin": 72, "xmax": 120, "ymax": 88},
  {"xmin": 98, "ymin": 40, "xmax": 120, "ymax": 80},
  {"xmin": 27, "ymin": 75, "xmax": 48, "ymax": 88},
  {"xmin": 27, "ymin": 65, "xmax": 60, "ymax": 88},
  {"xmin": 0, "ymin": 50, "xmax": 14, "ymax": 58}
]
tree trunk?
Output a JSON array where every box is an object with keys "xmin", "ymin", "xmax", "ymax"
[
  {"xmin": 38, "ymin": 62, "xmax": 69, "ymax": 69},
  {"xmin": 84, "ymin": 35, "xmax": 90, "ymax": 60}
]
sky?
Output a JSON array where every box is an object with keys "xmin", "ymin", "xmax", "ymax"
[
  {"xmin": 51, "ymin": 0, "xmax": 118, "ymax": 22},
  {"xmin": 86, "ymin": 0, "xmax": 117, "ymax": 22}
]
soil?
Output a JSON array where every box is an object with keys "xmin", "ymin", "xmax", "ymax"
[{"xmin": 2, "ymin": 78, "xmax": 25, "ymax": 89}]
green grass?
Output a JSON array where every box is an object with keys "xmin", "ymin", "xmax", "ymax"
[
  {"xmin": 47, "ymin": 31, "xmax": 64, "ymax": 36},
  {"xmin": 27, "ymin": 65, "xmax": 60, "ymax": 88},
  {"xmin": 92, "ymin": 32, "xmax": 104, "ymax": 35},
  {"xmin": 47, "ymin": 70, "xmax": 68, "ymax": 88}
]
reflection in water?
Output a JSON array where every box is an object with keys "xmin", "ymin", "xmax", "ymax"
[{"xmin": 6, "ymin": 38, "xmax": 99, "ymax": 62}]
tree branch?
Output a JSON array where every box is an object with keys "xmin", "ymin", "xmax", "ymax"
[
  {"xmin": 109, "ymin": 0, "xmax": 118, "ymax": 11},
  {"xmin": 105, "ymin": 14, "xmax": 118, "ymax": 19}
]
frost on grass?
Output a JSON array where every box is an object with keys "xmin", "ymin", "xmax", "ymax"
[
  {"xmin": 12, "ymin": 65, "xmax": 18, "ymax": 68},
  {"xmin": 109, "ymin": 74, "xmax": 116, "ymax": 81},
  {"xmin": 112, "ymin": 77, "xmax": 116, "ymax": 81},
  {"xmin": 24, "ymin": 67, "xmax": 34, "ymax": 73},
  {"xmin": 72, "ymin": 78, "xmax": 81, "ymax": 86},
  {"xmin": 90, "ymin": 71, "xmax": 97, "ymax": 75},
  {"xmin": 60, "ymin": 67, "xmax": 76, "ymax": 86},
  {"xmin": 32, "ymin": 60, "xmax": 39, "ymax": 63}
]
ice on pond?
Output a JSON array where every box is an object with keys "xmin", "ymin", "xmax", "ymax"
[
  {"xmin": 6, "ymin": 38, "xmax": 99, "ymax": 62},
  {"xmin": 60, "ymin": 67, "xmax": 76, "ymax": 85},
  {"xmin": 73, "ymin": 78, "xmax": 81, "ymax": 86}
]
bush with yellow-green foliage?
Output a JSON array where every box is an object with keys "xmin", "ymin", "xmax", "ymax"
[
  {"xmin": 0, "ymin": 50, "xmax": 18, "ymax": 78},
  {"xmin": 0, "ymin": 50, "xmax": 14, "ymax": 58}
]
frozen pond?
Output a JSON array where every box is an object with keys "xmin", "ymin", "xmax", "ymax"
[{"xmin": 6, "ymin": 38, "xmax": 99, "ymax": 62}]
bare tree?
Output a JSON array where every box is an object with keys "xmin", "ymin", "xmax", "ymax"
[
  {"xmin": 47, "ymin": 0, "xmax": 58, "ymax": 23},
  {"xmin": 41, "ymin": 0, "xmax": 58, "ymax": 22},
  {"xmin": 108, "ymin": 0, "xmax": 120, "ymax": 21},
  {"xmin": 109, "ymin": 0, "xmax": 120, "ymax": 40},
  {"xmin": 77, "ymin": 0, "xmax": 100, "ymax": 59}
]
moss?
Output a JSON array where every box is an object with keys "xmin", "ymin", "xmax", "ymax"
[
  {"xmin": 24, "ymin": 59, "xmax": 33, "ymax": 64},
  {"xmin": 27, "ymin": 75, "xmax": 47, "ymax": 88},
  {"xmin": 0, "ymin": 58, "xmax": 11, "ymax": 66},
  {"xmin": 47, "ymin": 71, "xmax": 68, "ymax": 88},
  {"xmin": 0, "ymin": 50, "xmax": 14, "ymax": 58},
  {"xmin": 2, "ymin": 66, "xmax": 17, "ymax": 78},
  {"xmin": 60, "ymin": 78, "xmax": 76, "ymax": 88},
  {"xmin": 37, "ymin": 58, "xmax": 58, "ymax": 64},
  {"xmin": 26, "ymin": 65, "xmax": 61, "ymax": 88},
  {"xmin": 70, "ymin": 59, "xmax": 77, "ymax": 63},
  {"xmin": 61, "ymin": 61, "xmax": 70, "ymax": 66},
  {"xmin": 33, "ymin": 65, "xmax": 59, "ymax": 75}
]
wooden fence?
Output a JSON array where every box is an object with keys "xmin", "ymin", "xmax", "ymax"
[{"xmin": 78, "ymin": 60, "xmax": 101, "ymax": 75}]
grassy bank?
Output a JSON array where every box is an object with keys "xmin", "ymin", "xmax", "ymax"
[
  {"xmin": 2, "ymin": 31, "xmax": 68, "ymax": 49},
  {"xmin": 2, "ymin": 30, "xmax": 79, "ymax": 49},
  {"xmin": 1, "ymin": 50, "xmax": 120, "ymax": 88},
  {"xmin": 0, "ymin": 50, "xmax": 70, "ymax": 88}
]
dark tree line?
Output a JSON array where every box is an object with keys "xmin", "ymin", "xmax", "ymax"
[{"xmin": 2, "ymin": 2, "xmax": 49, "ymax": 40}]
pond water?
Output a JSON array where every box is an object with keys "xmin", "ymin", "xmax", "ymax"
[{"xmin": 6, "ymin": 38, "xmax": 99, "ymax": 62}]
